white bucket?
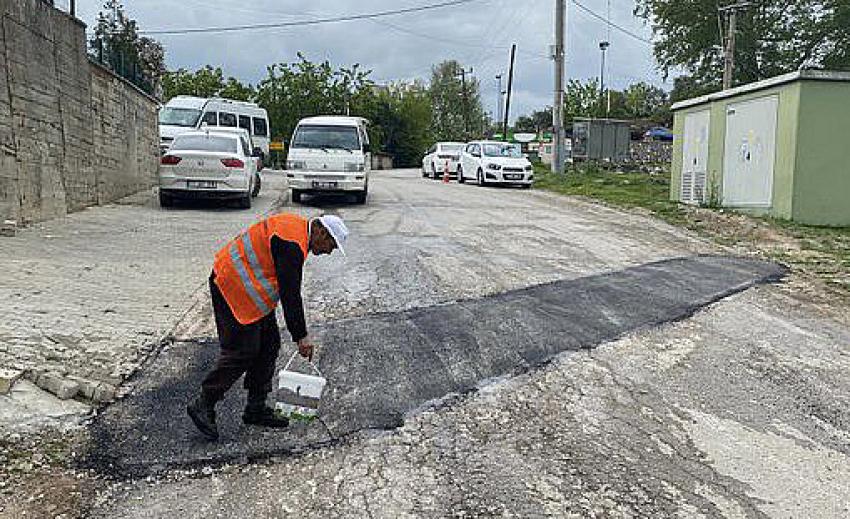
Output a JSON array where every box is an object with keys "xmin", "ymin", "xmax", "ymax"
[{"xmin": 275, "ymin": 352, "xmax": 326, "ymax": 419}]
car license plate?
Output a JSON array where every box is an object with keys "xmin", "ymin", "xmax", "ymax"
[
  {"xmin": 504, "ymin": 174, "xmax": 522, "ymax": 180},
  {"xmin": 312, "ymin": 181, "xmax": 338, "ymax": 189},
  {"xmin": 187, "ymin": 180, "xmax": 216, "ymax": 189}
]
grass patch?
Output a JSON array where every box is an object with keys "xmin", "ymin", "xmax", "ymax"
[
  {"xmin": 534, "ymin": 163, "xmax": 850, "ymax": 300},
  {"xmin": 534, "ymin": 164, "xmax": 690, "ymax": 226}
]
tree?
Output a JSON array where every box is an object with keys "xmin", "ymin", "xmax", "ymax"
[
  {"xmin": 254, "ymin": 54, "xmax": 373, "ymax": 141},
  {"xmin": 514, "ymin": 108, "xmax": 553, "ymax": 133},
  {"xmin": 357, "ymin": 83, "xmax": 433, "ymax": 167},
  {"xmin": 635, "ymin": 0, "xmax": 850, "ymax": 90},
  {"xmin": 428, "ymin": 60, "xmax": 488, "ymax": 141},
  {"xmin": 563, "ymin": 79, "xmax": 603, "ymax": 121},
  {"xmin": 668, "ymin": 75, "xmax": 716, "ymax": 104},
  {"xmin": 161, "ymin": 66, "xmax": 255, "ymax": 102},
  {"xmin": 89, "ymin": 0, "xmax": 164, "ymax": 95},
  {"xmin": 621, "ymin": 82, "xmax": 669, "ymax": 122}
]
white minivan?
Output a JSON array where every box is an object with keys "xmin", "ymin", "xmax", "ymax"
[
  {"xmin": 285, "ymin": 116, "xmax": 371, "ymax": 204},
  {"xmin": 158, "ymin": 96, "xmax": 271, "ymax": 160}
]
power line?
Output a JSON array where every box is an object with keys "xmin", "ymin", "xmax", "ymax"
[
  {"xmin": 140, "ymin": 0, "xmax": 485, "ymax": 36},
  {"xmin": 571, "ymin": 0, "xmax": 652, "ymax": 45},
  {"xmin": 372, "ymin": 18, "xmax": 549, "ymax": 60}
]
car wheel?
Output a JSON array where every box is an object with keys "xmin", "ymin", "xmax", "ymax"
[
  {"xmin": 238, "ymin": 190, "xmax": 252, "ymax": 209},
  {"xmin": 354, "ymin": 190, "xmax": 367, "ymax": 204},
  {"xmin": 291, "ymin": 189, "xmax": 302, "ymax": 204},
  {"xmin": 457, "ymin": 166, "xmax": 465, "ymax": 184},
  {"xmin": 477, "ymin": 168, "xmax": 486, "ymax": 187},
  {"xmin": 158, "ymin": 191, "xmax": 173, "ymax": 208},
  {"xmin": 252, "ymin": 173, "xmax": 261, "ymax": 197}
]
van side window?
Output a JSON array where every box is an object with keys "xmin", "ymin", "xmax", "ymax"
[
  {"xmin": 219, "ymin": 112, "xmax": 237, "ymax": 127},
  {"xmin": 240, "ymin": 137, "xmax": 251, "ymax": 156},
  {"xmin": 201, "ymin": 111, "xmax": 217, "ymax": 126},
  {"xmin": 238, "ymin": 115, "xmax": 251, "ymax": 132},
  {"xmin": 252, "ymin": 118, "xmax": 268, "ymax": 137}
]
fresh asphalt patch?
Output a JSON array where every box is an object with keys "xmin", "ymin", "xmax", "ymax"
[{"xmin": 83, "ymin": 255, "xmax": 785, "ymax": 477}]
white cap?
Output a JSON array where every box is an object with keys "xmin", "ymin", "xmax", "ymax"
[{"xmin": 318, "ymin": 215, "xmax": 348, "ymax": 255}]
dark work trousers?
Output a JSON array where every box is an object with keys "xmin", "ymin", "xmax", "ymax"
[{"xmin": 201, "ymin": 274, "xmax": 282, "ymax": 403}]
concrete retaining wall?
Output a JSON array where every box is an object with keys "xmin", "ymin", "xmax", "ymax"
[{"xmin": 0, "ymin": 0, "xmax": 159, "ymax": 226}]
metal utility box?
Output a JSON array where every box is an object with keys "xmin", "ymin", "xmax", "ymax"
[
  {"xmin": 571, "ymin": 118, "xmax": 630, "ymax": 162},
  {"xmin": 671, "ymin": 70, "xmax": 850, "ymax": 226}
]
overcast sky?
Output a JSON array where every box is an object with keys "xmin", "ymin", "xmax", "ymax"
[{"xmin": 71, "ymin": 0, "xmax": 668, "ymax": 121}]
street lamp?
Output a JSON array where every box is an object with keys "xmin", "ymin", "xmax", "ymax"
[{"xmin": 599, "ymin": 41, "xmax": 610, "ymax": 117}]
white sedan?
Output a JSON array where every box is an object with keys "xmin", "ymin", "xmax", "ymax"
[
  {"xmin": 422, "ymin": 142, "xmax": 465, "ymax": 180},
  {"xmin": 457, "ymin": 141, "xmax": 534, "ymax": 188},
  {"xmin": 158, "ymin": 131, "xmax": 259, "ymax": 208}
]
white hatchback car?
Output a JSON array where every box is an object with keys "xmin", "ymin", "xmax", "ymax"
[
  {"xmin": 458, "ymin": 141, "xmax": 534, "ymax": 188},
  {"xmin": 159, "ymin": 130, "xmax": 259, "ymax": 208},
  {"xmin": 422, "ymin": 142, "xmax": 465, "ymax": 179}
]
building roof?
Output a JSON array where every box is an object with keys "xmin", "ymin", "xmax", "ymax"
[
  {"xmin": 573, "ymin": 117, "xmax": 631, "ymax": 123},
  {"xmin": 672, "ymin": 69, "xmax": 850, "ymax": 111}
]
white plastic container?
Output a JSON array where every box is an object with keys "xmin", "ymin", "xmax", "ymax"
[{"xmin": 276, "ymin": 352, "xmax": 326, "ymax": 418}]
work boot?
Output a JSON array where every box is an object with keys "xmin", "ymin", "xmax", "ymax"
[
  {"xmin": 243, "ymin": 396, "xmax": 289, "ymax": 428},
  {"xmin": 187, "ymin": 394, "xmax": 219, "ymax": 440}
]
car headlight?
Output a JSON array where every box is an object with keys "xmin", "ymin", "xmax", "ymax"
[
  {"xmin": 487, "ymin": 163, "xmax": 502, "ymax": 170},
  {"xmin": 286, "ymin": 160, "xmax": 306, "ymax": 170},
  {"xmin": 525, "ymin": 165, "xmax": 533, "ymax": 171},
  {"xmin": 344, "ymin": 162, "xmax": 365, "ymax": 172}
]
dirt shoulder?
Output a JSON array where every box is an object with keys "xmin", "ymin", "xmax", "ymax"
[{"xmin": 534, "ymin": 165, "xmax": 849, "ymax": 321}]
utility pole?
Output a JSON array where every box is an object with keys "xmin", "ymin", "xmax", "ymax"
[
  {"xmin": 503, "ymin": 44, "xmax": 516, "ymax": 142},
  {"xmin": 605, "ymin": 0, "xmax": 611, "ymax": 115},
  {"xmin": 552, "ymin": 0, "xmax": 565, "ymax": 173},
  {"xmin": 720, "ymin": 2, "xmax": 750, "ymax": 90},
  {"xmin": 454, "ymin": 66, "xmax": 474, "ymax": 140}
]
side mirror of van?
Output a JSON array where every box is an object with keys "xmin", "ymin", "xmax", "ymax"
[
  {"xmin": 362, "ymin": 143, "xmax": 371, "ymax": 153},
  {"xmin": 252, "ymin": 147, "xmax": 262, "ymax": 157}
]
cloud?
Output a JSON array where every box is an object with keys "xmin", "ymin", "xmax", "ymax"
[{"xmin": 79, "ymin": 0, "xmax": 668, "ymax": 120}]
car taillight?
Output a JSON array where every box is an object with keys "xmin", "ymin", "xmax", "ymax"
[
  {"xmin": 220, "ymin": 158, "xmax": 245, "ymax": 168},
  {"xmin": 161, "ymin": 155, "xmax": 181, "ymax": 165}
]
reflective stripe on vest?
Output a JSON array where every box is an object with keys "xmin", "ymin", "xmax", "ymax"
[
  {"xmin": 213, "ymin": 214, "xmax": 309, "ymax": 325},
  {"xmin": 229, "ymin": 237, "xmax": 272, "ymax": 316}
]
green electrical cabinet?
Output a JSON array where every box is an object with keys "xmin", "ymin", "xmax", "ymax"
[{"xmin": 670, "ymin": 70, "xmax": 850, "ymax": 226}]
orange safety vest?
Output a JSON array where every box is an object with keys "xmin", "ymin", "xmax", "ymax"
[{"xmin": 212, "ymin": 214, "xmax": 310, "ymax": 325}]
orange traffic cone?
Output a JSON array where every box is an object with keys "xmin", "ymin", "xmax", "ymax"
[{"xmin": 442, "ymin": 160, "xmax": 450, "ymax": 183}]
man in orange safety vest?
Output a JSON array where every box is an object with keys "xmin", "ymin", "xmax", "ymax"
[{"xmin": 187, "ymin": 213, "xmax": 348, "ymax": 440}]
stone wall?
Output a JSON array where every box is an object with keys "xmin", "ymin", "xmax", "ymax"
[
  {"xmin": 629, "ymin": 140, "xmax": 673, "ymax": 165},
  {"xmin": 0, "ymin": 0, "xmax": 159, "ymax": 226}
]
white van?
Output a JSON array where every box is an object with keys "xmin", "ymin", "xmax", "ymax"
[
  {"xmin": 158, "ymin": 96, "xmax": 271, "ymax": 160},
  {"xmin": 285, "ymin": 116, "xmax": 371, "ymax": 204}
]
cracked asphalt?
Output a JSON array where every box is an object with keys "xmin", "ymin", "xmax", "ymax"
[{"xmin": 86, "ymin": 170, "xmax": 850, "ymax": 518}]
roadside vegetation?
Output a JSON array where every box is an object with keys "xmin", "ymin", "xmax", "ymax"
[{"xmin": 534, "ymin": 164, "xmax": 850, "ymax": 304}]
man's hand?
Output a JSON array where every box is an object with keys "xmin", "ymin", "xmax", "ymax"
[{"xmin": 297, "ymin": 337, "xmax": 314, "ymax": 361}]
